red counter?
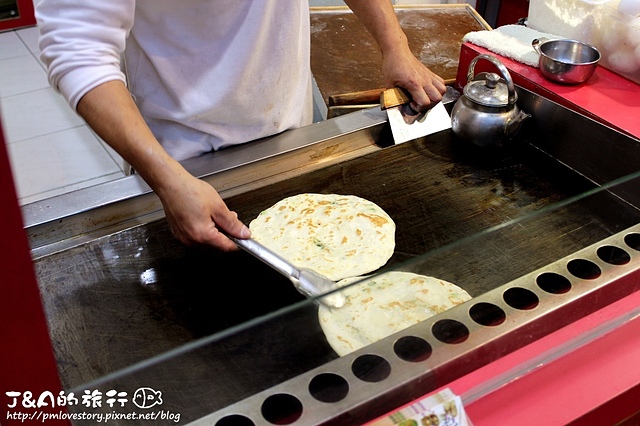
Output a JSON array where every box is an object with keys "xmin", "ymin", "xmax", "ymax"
[{"xmin": 455, "ymin": 42, "xmax": 640, "ymax": 140}]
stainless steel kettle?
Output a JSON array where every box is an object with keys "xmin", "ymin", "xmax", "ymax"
[{"xmin": 451, "ymin": 54, "xmax": 530, "ymax": 148}]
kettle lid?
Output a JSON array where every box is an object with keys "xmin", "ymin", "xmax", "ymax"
[{"xmin": 463, "ymin": 72, "xmax": 512, "ymax": 108}]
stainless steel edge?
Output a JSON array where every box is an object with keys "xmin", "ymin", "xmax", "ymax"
[
  {"xmin": 516, "ymin": 87, "xmax": 640, "ymax": 209},
  {"xmin": 188, "ymin": 223, "xmax": 640, "ymax": 426},
  {"xmin": 24, "ymin": 107, "xmax": 389, "ymax": 258}
]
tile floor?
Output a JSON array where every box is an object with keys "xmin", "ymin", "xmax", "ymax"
[{"xmin": 0, "ymin": 24, "xmax": 125, "ymax": 206}]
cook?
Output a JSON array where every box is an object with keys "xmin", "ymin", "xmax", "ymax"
[{"xmin": 36, "ymin": 0, "xmax": 446, "ymax": 251}]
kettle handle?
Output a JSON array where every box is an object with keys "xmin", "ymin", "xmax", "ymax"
[{"xmin": 466, "ymin": 54, "xmax": 517, "ymax": 105}]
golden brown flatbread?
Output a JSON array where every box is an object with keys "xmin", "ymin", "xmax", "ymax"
[
  {"xmin": 318, "ymin": 271, "xmax": 471, "ymax": 356},
  {"xmin": 249, "ymin": 193, "xmax": 395, "ymax": 281}
]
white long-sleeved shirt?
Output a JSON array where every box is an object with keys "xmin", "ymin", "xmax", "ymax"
[{"xmin": 36, "ymin": 0, "xmax": 313, "ymax": 161}]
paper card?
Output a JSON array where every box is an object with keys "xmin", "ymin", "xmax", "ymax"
[{"xmin": 367, "ymin": 388, "xmax": 472, "ymax": 426}]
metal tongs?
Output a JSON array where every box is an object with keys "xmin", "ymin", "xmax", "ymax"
[{"xmin": 230, "ymin": 236, "xmax": 346, "ymax": 309}]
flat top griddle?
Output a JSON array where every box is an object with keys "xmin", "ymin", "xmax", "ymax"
[{"xmin": 35, "ymin": 120, "xmax": 640, "ymax": 424}]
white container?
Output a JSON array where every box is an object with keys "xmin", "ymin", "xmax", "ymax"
[
  {"xmin": 528, "ymin": 0, "xmax": 640, "ymax": 84},
  {"xmin": 528, "ymin": 0, "xmax": 607, "ymax": 42},
  {"xmin": 594, "ymin": 1, "xmax": 640, "ymax": 83}
]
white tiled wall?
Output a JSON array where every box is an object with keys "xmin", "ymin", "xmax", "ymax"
[{"xmin": 0, "ymin": 24, "xmax": 125, "ymax": 205}]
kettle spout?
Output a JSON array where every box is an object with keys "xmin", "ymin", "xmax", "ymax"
[{"xmin": 506, "ymin": 110, "xmax": 531, "ymax": 138}]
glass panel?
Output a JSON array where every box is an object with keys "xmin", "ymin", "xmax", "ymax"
[
  {"xmin": 41, "ymin": 168, "xmax": 640, "ymax": 424},
  {"xmin": 30, "ymin": 85, "xmax": 640, "ymax": 424}
]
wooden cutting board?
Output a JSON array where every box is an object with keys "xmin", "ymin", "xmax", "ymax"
[{"xmin": 310, "ymin": 4, "xmax": 490, "ymax": 116}]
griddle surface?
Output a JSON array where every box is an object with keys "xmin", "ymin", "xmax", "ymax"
[{"xmin": 36, "ymin": 130, "xmax": 640, "ymax": 424}]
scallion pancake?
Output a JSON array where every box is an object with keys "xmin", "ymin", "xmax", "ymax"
[
  {"xmin": 318, "ymin": 271, "xmax": 471, "ymax": 356},
  {"xmin": 249, "ymin": 194, "xmax": 395, "ymax": 281}
]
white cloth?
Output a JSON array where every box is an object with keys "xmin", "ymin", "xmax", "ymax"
[
  {"xmin": 36, "ymin": 0, "xmax": 313, "ymax": 161},
  {"xmin": 463, "ymin": 24, "xmax": 561, "ymax": 67}
]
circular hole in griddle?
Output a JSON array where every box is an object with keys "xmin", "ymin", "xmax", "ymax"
[
  {"xmin": 215, "ymin": 415, "xmax": 256, "ymax": 426},
  {"xmin": 432, "ymin": 319, "xmax": 469, "ymax": 344},
  {"xmin": 624, "ymin": 233, "xmax": 640, "ymax": 251},
  {"xmin": 567, "ymin": 258, "xmax": 601, "ymax": 280},
  {"xmin": 503, "ymin": 287, "xmax": 539, "ymax": 310},
  {"xmin": 352, "ymin": 354, "xmax": 391, "ymax": 383},
  {"xmin": 469, "ymin": 302, "xmax": 506, "ymax": 326},
  {"xmin": 308, "ymin": 373, "xmax": 349, "ymax": 403},
  {"xmin": 536, "ymin": 272, "xmax": 572, "ymax": 294},
  {"xmin": 394, "ymin": 336, "xmax": 432, "ymax": 362},
  {"xmin": 260, "ymin": 394, "xmax": 303, "ymax": 425},
  {"xmin": 597, "ymin": 245, "xmax": 631, "ymax": 265}
]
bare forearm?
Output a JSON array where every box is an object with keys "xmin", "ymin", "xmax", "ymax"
[
  {"xmin": 76, "ymin": 80, "xmax": 185, "ymax": 196},
  {"xmin": 344, "ymin": 0, "xmax": 445, "ymax": 106},
  {"xmin": 76, "ymin": 79, "xmax": 249, "ymax": 249}
]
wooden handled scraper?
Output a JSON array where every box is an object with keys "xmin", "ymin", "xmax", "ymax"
[{"xmin": 380, "ymin": 87, "xmax": 453, "ymax": 144}]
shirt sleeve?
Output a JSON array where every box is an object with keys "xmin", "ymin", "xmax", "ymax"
[{"xmin": 36, "ymin": 0, "xmax": 135, "ymax": 110}]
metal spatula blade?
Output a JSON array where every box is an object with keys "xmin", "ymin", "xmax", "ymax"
[
  {"xmin": 381, "ymin": 86, "xmax": 455, "ymax": 144},
  {"xmin": 386, "ymin": 101, "xmax": 452, "ymax": 144},
  {"xmin": 231, "ymin": 236, "xmax": 346, "ymax": 309}
]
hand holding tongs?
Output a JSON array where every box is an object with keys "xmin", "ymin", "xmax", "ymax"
[{"xmin": 230, "ymin": 236, "xmax": 346, "ymax": 309}]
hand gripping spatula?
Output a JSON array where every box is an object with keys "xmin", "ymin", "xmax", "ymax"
[
  {"xmin": 381, "ymin": 87, "xmax": 453, "ymax": 144},
  {"xmin": 230, "ymin": 236, "xmax": 346, "ymax": 309}
]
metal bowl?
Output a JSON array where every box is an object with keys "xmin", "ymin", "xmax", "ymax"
[{"xmin": 532, "ymin": 38, "xmax": 601, "ymax": 85}]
